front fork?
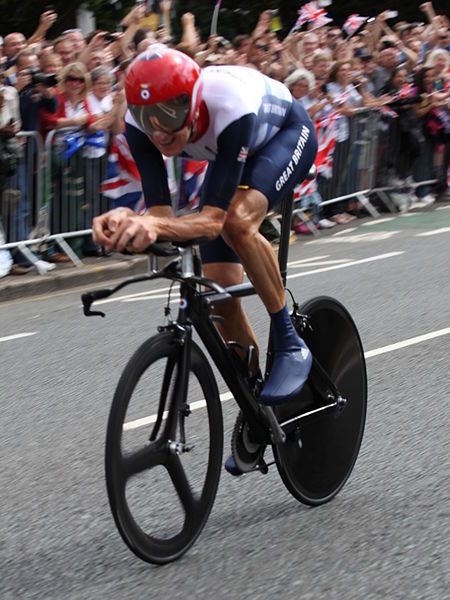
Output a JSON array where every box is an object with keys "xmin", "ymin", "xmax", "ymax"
[{"xmin": 151, "ymin": 323, "xmax": 195, "ymax": 455}]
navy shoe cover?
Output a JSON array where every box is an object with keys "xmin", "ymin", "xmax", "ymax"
[
  {"xmin": 224, "ymin": 454, "xmax": 243, "ymax": 476},
  {"xmin": 260, "ymin": 305, "xmax": 312, "ymax": 406}
]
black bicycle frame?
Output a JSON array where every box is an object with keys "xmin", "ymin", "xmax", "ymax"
[{"xmin": 82, "ymin": 192, "xmax": 299, "ymax": 443}]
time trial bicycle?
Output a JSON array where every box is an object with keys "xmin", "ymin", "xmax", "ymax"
[{"xmin": 82, "ymin": 189, "xmax": 367, "ymax": 565}]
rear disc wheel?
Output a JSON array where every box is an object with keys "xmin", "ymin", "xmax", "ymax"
[{"xmin": 273, "ymin": 296, "xmax": 367, "ymax": 505}]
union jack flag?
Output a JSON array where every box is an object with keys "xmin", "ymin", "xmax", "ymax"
[
  {"xmin": 295, "ymin": 111, "xmax": 340, "ymax": 198},
  {"xmin": 100, "ymin": 134, "xmax": 145, "ymax": 212},
  {"xmin": 178, "ymin": 159, "xmax": 208, "ymax": 211},
  {"xmin": 396, "ymin": 83, "xmax": 414, "ymax": 99},
  {"xmin": 342, "ymin": 14, "xmax": 368, "ymax": 38},
  {"xmin": 290, "ymin": 2, "xmax": 332, "ymax": 33},
  {"xmin": 101, "ymin": 134, "xmax": 178, "ymax": 212}
]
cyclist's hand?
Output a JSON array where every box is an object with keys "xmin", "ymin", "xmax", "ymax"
[
  {"xmin": 107, "ymin": 214, "xmax": 159, "ymax": 253},
  {"xmin": 92, "ymin": 207, "xmax": 135, "ymax": 250}
]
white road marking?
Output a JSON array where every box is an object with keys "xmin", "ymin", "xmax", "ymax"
[
  {"xmin": 287, "ymin": 255, "xmax": 329, "ymax": 266},
  {"xmin": 287, "ymin": 252, "xmax": 404, "ymax": 281},
  {"xmin": 435, "ymin": 205, "xmax": 450, "ymax": 211},
  {"xmin": 362, "ymin": 218, "xmax": 395, "ymax": 226},
  {"xmin": 308, "ymin": 231, "xmax": 400, "ymax": 244},
  {"xmin": 123, "ymin": 326, "xmax": 450, "ymax": 431},
  {"xmin": 365, "ymin": 327, "xmax": 450, "ymax": 358},
  {"xmin": 123, "ymin": 392, "xmax": 234, "ymax": 431},
  {"xmin": 0, "ymin": 332, "xmax": 37, "ymax": 343},
  {"xmin": 92, "ymin": 253, "xmax": 394, "ymax": 307},
  {"xmin": 289, "ymin": 258, "xmax": 351, "ymax": 268},
  {"xmin": 333, "ymin": 228, "xmax": 357, "ymax": 235},
  {"xmin": 122, "ymin": 294, "xmax": 180, "ymax": 303},
  {"xmin": 416, "ymin": 227, "xmax": 450, "ymax": 237},
  {"xmin": 95, "ymin": 285, "xmax": 174, "ymax": 306}
]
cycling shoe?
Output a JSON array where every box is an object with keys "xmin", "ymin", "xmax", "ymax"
[
  {"xmin": 260, "ymin": 338, "xmax": 312, "ymax": 405},
  {"xmin": 224, "ymin": 454, "xmax": 244, "ymax": 476}
]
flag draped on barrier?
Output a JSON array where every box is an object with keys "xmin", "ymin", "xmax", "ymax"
[
  {"xmin": 62, "ymin": 131, "xmax": 106, "ymax": 160},
  {"xmin": 178, "ymin": 159, "xmax": 208, "ymax": 211},
  {"xmin": 100, "ymin": 133, "xmax": 144, "ymax": 212},
  {"xmin": 294, "ymin": 112, "xmax": 340, "ymax": 198}
]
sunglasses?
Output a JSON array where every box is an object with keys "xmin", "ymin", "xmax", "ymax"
[
  {"xmin": 66, "ymin": 75, "xmax": 84, "ymax": 83},
  {"xmin": 255, "ymin": 44, "xmax": 269, "ymax": 51}
]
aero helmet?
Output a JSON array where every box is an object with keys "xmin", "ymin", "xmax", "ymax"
[{"xmin": 125, "ymin": 44, "xmax": 203, "ymax": 134}]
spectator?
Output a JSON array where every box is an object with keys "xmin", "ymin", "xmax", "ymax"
[
  {"xmin": 41, "ymin": 62, "xmax": 97, "ymax": 259},
  {"xmin": 284, "ymin": 70, "xmax": 336, "ymax": 233},
  {"xmin": 410, "ymin": 66, "xmax": 445, "ymax": 205},
  {"xmin": 310, "ymin": 50, "xmax": 332, "ymax": 83},
  {"xmin": 40, "ymin": 52, "xmax": 63, "ymax": 79},
  {"xmin": 54, "ymin": 37, "xmax": 76, "ymax": 67},
  {"xmin": 300, "ymin": 32, "xmax": 320, "ymax": 60},
  {"xmin": 284, "ymin": 68, "xmax": 315, "ymax": 102},
  {"xmin": 323, "ymin": 27, "xmax": 343, "ymax": 57},
  {"xmin": 380, "ymin": 66, "xmax": 424, "ymax": 192},
  {"xmin": 12, "ymin": 48, "xmax": 58, "ymax": 272},
  {"xmin": 3, "ymin": 33, "xmax": 27, "ymax": 70},
  {"xmin": 0, "ymin": 81, "xmax": 21, "ymax": 275},
  {"xmin": 325, "ymin": 60, "xmax": 371, "ymax": 222},
  {"xmin": 372, "ymin": 40, "xmax": 401, "ymax": 95},
  {"xmin": 424, "ymin": 48, "xmax": 450, "ymax": 89},
  {"xmin": 232, "ymin": 34, "xmax": 251, "ymax": 65},
  {"xmin": 355, "ymin": 48, "xmax": 378, "ymax": 95},
  {"xmin": 61, "ymin": 29, "xmax": 87, "ymax": 58}
]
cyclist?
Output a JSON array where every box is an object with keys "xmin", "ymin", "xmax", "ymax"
[{"xmin": 92, "ymin": 45, "xmax": 317, "ymax": 473}]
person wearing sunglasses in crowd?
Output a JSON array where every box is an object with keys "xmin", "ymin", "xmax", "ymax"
[{"xmin": 92, "ymin": 45, "xmax": 318, "ymax": 475}]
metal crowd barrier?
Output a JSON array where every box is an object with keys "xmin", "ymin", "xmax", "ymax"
[
  {"xmin": 316, "ymin": 109, "xmax": 381, "ymax": 217},
  {"xmin": 0, "ymin": 131, "xmax": 46, "ymax": 267}
]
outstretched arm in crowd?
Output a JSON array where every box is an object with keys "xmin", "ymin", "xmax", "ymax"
[
  {"xmin": 379, "ymin": 21, "xmax": 419, "ymax": 69},
  {"xmin": 251, "ymin": 10, "xmax": 272, "ymax": 41},
  {"xmin": 118, "ymin": 3, "xmax": 147, "ymax": 57},
  {"xmin": 368, "ymin": 11, "xmax": 393, "ymax": 53},
  {"xmin": 280, "ymin": 32, "xmax": 303, "ymax": 71},
  {"xmin": 177, "ymin": 12, "xmax": 202, "ymax": 57},
  {"xmin": 160, "ymin": 1, "xmax": 173, "ymax": 38},
  {"xmin": 420, "ymin": 2, "xmax": 441, "ymax": 40},
  {"xmin": 26, "ymin": 10, "xmax": 57, "ymax": 49}
]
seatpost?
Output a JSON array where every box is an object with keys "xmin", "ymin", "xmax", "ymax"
[{"xmin": 277, "ymin": 192, "xmax": 295, "ymax": 286}]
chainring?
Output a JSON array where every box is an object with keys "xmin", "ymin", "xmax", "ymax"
[{"xmin": 231, "ymin": 411, "xmax": 265, "ymax": 473}]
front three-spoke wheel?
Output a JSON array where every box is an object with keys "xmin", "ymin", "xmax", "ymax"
[{"xmin": 105, "ymin": 332, "xmax": 223, "ymax": 564}]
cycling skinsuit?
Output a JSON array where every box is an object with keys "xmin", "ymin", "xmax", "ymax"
[{"xmin": 125, "ymin": 65, "xmax": 318, "ymax": 263}]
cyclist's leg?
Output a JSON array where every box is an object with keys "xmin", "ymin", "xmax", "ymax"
[
  {"xmin": 222, "ymin": 189, "xmax": 312, "ymax": 406},
  {"xmin": 222, "ymin": 105, "xmax": 317, "ymax": 405},
  {"xmin": 200, "ymin": 234, "xmax": 261, "ymax": 376}
]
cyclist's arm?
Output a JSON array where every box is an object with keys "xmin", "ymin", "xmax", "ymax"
[
  {"xmin": 200, "ymin": 113, "xmax": 256, "ymax": 210},
  {"xmin": 125, "ymin": 121, "xmax": 172, "ymax": 208}
]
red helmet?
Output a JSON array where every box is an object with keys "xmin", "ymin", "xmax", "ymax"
[{"xmin": 125, "ymin": 44, "xmax": 203, "ymax": 134}]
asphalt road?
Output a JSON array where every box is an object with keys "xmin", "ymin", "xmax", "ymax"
[{"xmin": 1, "ymin": 207, "xmax": 449, "ymax": 599}]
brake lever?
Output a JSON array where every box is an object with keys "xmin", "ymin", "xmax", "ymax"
[{"xmin": 81, "ymin": 291, "xmax": 108, "ymax": 318}]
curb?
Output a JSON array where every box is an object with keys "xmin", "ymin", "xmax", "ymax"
[{"xmin": 0, "ymin": 255, "xmax": 148, "ymax": 303}]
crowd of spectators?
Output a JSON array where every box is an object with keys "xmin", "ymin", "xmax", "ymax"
[{"xmin": 0, "ymin": 1, "xmax": 449, "ymax": 276}]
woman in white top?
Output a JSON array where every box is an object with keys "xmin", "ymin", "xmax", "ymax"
[{"xmin": 325, "ymin": 61, "xmax": 371, "ymax": 223}]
